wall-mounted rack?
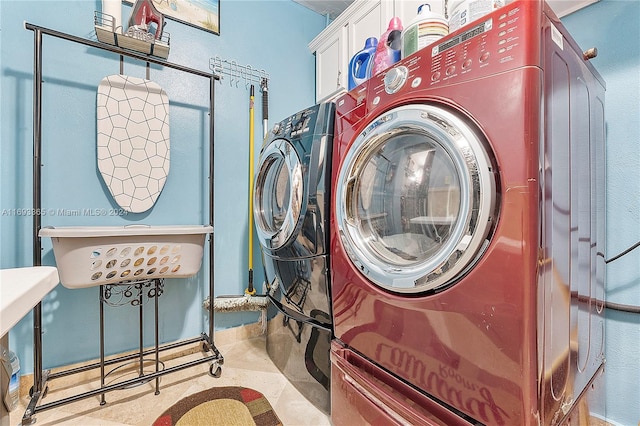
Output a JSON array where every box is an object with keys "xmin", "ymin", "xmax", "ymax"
[
  {"xmin": 22, "ymin": 22, "xmax": 222, "ymax": 425},
  {"xmin": 210, "ymin": 56, "xmax": 269, "ymax": 89},
  {"xmin": 209, "ymin": 56, "xmax": 271, "ymax": 139}
]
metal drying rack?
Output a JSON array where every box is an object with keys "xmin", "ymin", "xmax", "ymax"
[{"xmin": 22, "ymin": 22, "xmax": 222, "ymax": 425}]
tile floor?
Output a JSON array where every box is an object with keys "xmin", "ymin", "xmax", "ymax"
[
  {"xmin": 8, "ymin": 324, "xmax": 615, "ymax": 426},
  {"xmin": 9, "ymin": 325, "xmax": 331, "ymax": 426}
]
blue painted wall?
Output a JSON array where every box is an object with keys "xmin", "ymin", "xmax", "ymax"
[
  {"xmin": 1, "ymin": 0, "xmax": 639, "ymax": 424},
  {"xmin": 1, "ymin": 0, "xmax": 324, "ymax": 372},
  {"xmin": 562, "ymin": 2, "xmax": 640, "ymax": 425}
]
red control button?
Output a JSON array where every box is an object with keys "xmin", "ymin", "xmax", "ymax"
[
  {"xmin": 446, "ymin": 65, "xmax": 456, "ymax": 76},
  {"xmin": 462, "ymin": 59, "xmax": 472, "ymax": 69},
  {"xmin": 431, "ymin": 72, "xmax": 441, "ymax": 81},
  {"xmin": 480, "ymin": 52, "xmax": 490, "ymax": 63}
]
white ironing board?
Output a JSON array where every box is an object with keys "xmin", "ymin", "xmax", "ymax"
[{"xmin": 96, "ymin": 74, "xmax": 170, "ymax": 213}]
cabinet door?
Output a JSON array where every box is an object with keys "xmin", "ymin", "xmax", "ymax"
[
  {"xmin": 349, "ymin": 0, "xmax": 386, "ymax": 57},
  {"xmin": 316, "ymin": 25, "xmax": 348, "ymax": 101}
]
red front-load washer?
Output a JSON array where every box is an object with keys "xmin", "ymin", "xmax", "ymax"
[{"xmin": 329, "ymin": 1, "xmax": 606, "ymax": 425}]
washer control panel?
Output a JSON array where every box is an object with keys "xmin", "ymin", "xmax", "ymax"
[
  {"xmin": 272, "ymin": 108, "xmax": 314, "ymax": 139},
  {"xmin": 384, "ymin": 66, "xmax": 409, "ymax": 94},
  {"xmin": 367, "ymin": 1, "xmax": 535, "ymax": 107},
  {"xmin": 428, "ymin": 4, "xmax": 528, "ymax": 86}
]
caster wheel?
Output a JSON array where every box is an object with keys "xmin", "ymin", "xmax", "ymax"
[
  {"xmin": 29, "ymin": 386, "xmax": 48, "ymax": 398},
  {"xmin": 210, "ymin": 364, "xmax": 222, "ymax": 378}
]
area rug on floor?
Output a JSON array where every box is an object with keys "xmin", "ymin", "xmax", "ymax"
[{"xmin": 153, "ymin": 386, "xmax": 283, "ymax": 426}]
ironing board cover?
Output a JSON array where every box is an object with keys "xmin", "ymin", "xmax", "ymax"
[{"xmin": 96, "ymin": 74, "xmax": 170, "ymax": 213}]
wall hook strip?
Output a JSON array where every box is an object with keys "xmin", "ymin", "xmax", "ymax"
[{"xmin": 210, "ymin": 56, "xmax": 269, "ymax": 90}]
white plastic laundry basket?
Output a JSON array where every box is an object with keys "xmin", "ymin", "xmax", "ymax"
[{"xmin": 39, "ymin": 225, "xmax": 212, "ymax": 289}]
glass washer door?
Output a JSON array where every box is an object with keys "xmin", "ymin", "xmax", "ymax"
[
  {"xmin": 254, "ymin": 138, "xmax": 303, "ymax": 250},
  {"xmin": 335, "ymin": 104, "xmax": 497, "ymax": 293}
]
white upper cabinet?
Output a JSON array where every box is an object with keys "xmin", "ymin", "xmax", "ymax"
[
  {"xmin": 315, "ymin": 24, "xmax": 348, "ymax": 102},
  {"xmin": 310, "ymin": 1, "xmax": 387, "ymax": 101},
  {"xmin": 348, "ymin": 1, "xmax": 388, "ymax": 63}
]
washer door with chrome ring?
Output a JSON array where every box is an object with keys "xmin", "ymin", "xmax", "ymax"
[
  {"xmin": 254, "ymin": 139, "xmax": 304, "ymax": 251},
  {"xmin": 335, "ymin": 104, "xmax": 497, "ymax": 293}
]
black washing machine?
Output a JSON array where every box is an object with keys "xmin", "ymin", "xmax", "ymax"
[{"xmin": 253, "ymin": 101, "xmax": 334, "ymax": 414}]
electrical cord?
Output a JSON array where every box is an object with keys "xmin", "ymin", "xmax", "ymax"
[
  {"xmin": 598, "ymin": 240, "xmax": 640, "ymax": 264},
  {"xmin": 595, "ymin": 239, "xmax": 640, "ymax": 313}
]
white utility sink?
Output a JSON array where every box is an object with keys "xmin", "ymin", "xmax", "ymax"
[{"xmin": 0, "ymin": 266, "xmax": 59, "ymax": 337}]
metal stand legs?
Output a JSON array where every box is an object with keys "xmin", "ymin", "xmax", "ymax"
[{"xmin": 21, "ymin": 279, "xmax": 223, "ymax": 425}]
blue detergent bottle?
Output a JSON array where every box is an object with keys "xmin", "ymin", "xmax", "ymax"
[{"xmin": 348, "ymin": 37, "xmax": 378, "ymax": 90}]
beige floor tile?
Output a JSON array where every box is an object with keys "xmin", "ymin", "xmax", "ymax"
[
  {"xmin": 9, "ymin": 333, "xmax": 330, "ymax": 426},
  {"xmin": 274, "ymin": 382, "xmax": 331, "ymax": 426}
]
